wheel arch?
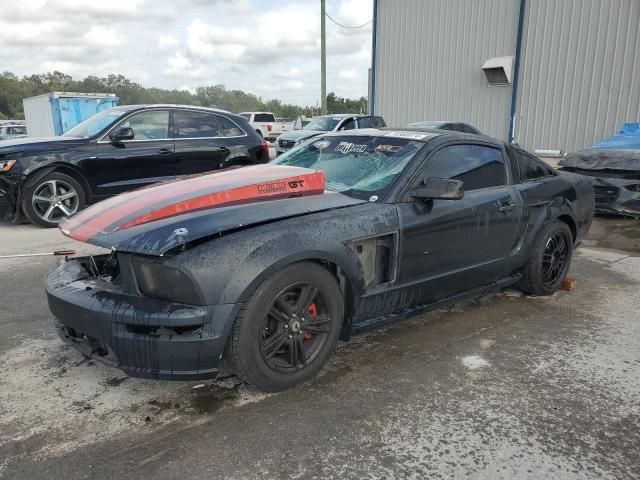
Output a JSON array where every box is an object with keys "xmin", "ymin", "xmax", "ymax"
[
  {"xmin": 24, "ymin": 163, "xmax": 92, "ymax": 203},
  {"xmin": 557, "ymin": 214, "xmax": 577, "ymax": 244},
  {"xmin": 224, "ymin": 251, "xmax": 364, "ymax": 341},
  {"xmin": 226, "ymin": 156, "xmax": 254, "ymax": 167}
]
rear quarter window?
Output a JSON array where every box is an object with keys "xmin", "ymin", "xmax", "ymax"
[
  {"xmin": 516, "ymin": 150, "xmax": 554, "ymax": 181},
  {"xmin": 216, "ymin": 115, "xmax": 246, "ymax": 137}
]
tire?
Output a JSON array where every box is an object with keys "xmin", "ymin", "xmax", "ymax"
[
  {"xmin": 227, "ymin": 262, "xmax": 344, "ymax": 392},
  {"xmin": 518, "ymin": 220, "xmax": 573, "ymax": 296},
  {"xmin": 21, "ymin": 172, "xmax": 86, "ymax": 228}
]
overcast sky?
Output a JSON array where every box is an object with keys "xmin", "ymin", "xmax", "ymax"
[{"xmin": 0, "ymin": 0, "xmax": 373, "ymax": 106}]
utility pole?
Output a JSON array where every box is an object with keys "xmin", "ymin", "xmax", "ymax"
[{"xmin": 320, "ymin": 0, "xmax": 327, "ymax": 114}]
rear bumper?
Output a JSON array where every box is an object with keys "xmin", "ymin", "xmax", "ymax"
[{"xmin": 46, "ymin": 259, "xmax": 240, "ymax": 380}]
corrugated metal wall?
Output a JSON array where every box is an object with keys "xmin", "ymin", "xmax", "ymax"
[
  {"xmin": 374, "ymin": 0, "xmax": 520, "ymax": 140},
  {"xmin": 516, "ymin": 0, "xmax": 640, "ymax": 152},
  {"xmin": 375, "ymin": 0, "xmax": 640, "ymax": 152}
]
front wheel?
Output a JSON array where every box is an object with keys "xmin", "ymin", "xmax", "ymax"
[
  {"xmin": 518, "ymin": 220, "xmax": 573, "ymax": 295},
  {"xmin": 21, "ymin": 172, "xmax": 85, "ymax": 228},
  {"xmin": 227, "ymin": 262, "xmax": 344, "ymax": 392}
]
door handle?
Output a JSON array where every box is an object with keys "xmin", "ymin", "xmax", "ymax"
[
  {"xmin": 158, "ymin": 148, "xmax": 172, "ymax": 155},
  {"xmin": 215, "ymin": 147, "xmax": 230, "ymax": 153}
]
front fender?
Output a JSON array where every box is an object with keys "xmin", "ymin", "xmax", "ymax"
[{"xmin": 178, "ymin": 202, "xmax": 400, "ymax": 307}]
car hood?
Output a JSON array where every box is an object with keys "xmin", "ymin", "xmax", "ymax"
[
  {"xmin": 279, "ymin": 130, "xmax": 324, "ymax": 143},
  {"xmin": 559, "ymin": 149, "xmax": 640, "ymax": 172},
  {"xmin": 59, "ymin": 164, "xmax": 366, "ymax": 256},
  {"xmin": 0, "ymin": 136, "xmax": 88, "ymax": 154}
]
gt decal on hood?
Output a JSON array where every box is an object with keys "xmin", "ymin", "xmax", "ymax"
[{"xmin": 60, "ymin": 165, "xmax": 325, "ymax": 242}]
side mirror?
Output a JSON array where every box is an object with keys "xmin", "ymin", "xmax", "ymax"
[
  {"xmin": 410, "ymin": 177, "xmax": 464, "ymax": 200},
  {"xmin": 109, "ymin": 127, "xmax": 134, "ymax": 142}
]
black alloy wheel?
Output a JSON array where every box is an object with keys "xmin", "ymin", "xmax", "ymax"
[
  {"xmin": 518, "ymin": 220, "xmax": 573, "ymax": 296},
  {"xmin": 259, "ymin": 283, "xmax": 332, "ymax": 372},
  {"xmin": 541, "ymin": 231, "xmax": 570, "ymax": 288},
  {"xmin": 227, "ymin": 262, "xmax": 343, "ymax": 391}
]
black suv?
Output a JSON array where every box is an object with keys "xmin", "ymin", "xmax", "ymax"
[{"xmin": 0, "ymin": 105, "xmax": 268, "ymax": 227}]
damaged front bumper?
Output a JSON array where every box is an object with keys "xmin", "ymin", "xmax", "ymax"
[
  {"xmin": 590, "ymin": 177, "xmax": 640, "ymax": 217},
  {"xmin": 0, "ymin": 174, "xmax": 22, "ymax": 221},
  {"xmin": 45, "ymin": 256, "xmax": 238, "ymax": 380}
]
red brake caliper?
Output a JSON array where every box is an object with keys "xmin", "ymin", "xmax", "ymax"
[{"xmin": 304, "ymin": 304, "xmax": 318, "ymax": 340}]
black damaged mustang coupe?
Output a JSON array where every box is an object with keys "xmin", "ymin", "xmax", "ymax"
[{"xmin": 46, "ymin": 129, "xmax": 594, "ymax": 391}]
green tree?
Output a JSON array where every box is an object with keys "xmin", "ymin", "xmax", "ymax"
[{"xmin": 0, "ymin": 71, "xmax": 368, "ymax": 121}]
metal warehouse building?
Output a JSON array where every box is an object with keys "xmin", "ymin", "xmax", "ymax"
[{"xmin": 370, "ymin": 0, "xmax": 640, "ymax": 154}]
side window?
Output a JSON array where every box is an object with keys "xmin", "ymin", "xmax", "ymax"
[
  {"xmin": 216, "ymin": 115, "xmax": 245, "ymax": 137},
  {"xmin": 424, "ymin": 144, "xmax": 506, "ymax": 190},
  {"xmin": 516, "ymin": 150, "xmax": 550, "ymax": 181},
  {"xmin": 357, "ymin": 117, "xmax": 373, "ymax": 128},
  {"xmin": 176, "ymin": 111, "xmax": 220, "ymax": 138},
  {"xmin": 372, "ymin": 116, "xmax": 386, "ymax": 128},
  {"xmin": 116, "ymin": 111, "xmax": 169, "ymax": 140},
  {"xmin": 340, "ymin": 118, "xmax": 357, "ymax": 130}
]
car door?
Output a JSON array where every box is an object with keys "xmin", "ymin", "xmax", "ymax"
[
  {"xmin": 92, "ymin": 109, "xmax": 175, "ymax": 196},
  {"xmin": 396, "ymin": 142, "xmax": 523, "ymax": 305},
  {"xmin": 173, "ymin": 110, "xmax": 238, "ymax": 174}
]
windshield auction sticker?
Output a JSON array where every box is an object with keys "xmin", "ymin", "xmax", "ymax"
[
  {"xmin": 335, "ymin": 142, "xmax": 368, "ymax": 154},
  {"xmin": 384, "ymin": 131, "xmax": 429, "ymax": 140}
]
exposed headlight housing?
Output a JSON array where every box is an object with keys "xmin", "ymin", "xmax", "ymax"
[
  {"xmin": 0, "ymin": 160, "xmax": 16, "ymax": 172},
  {"xmin": 132, "ymin": 257, "xmax": 203, "ymax": 305}
]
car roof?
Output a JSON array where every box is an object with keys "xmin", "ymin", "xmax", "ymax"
[
  {"xmin": 314, "ymin": 113, "xmax": 373, "ymax": 119},
  {"xmin": 109, "ymin": 104, "xmax": 237, "ymax": 116},
  {"xmin": 409, "ymin": 121, "xmax": 454, "ymax": 127}
]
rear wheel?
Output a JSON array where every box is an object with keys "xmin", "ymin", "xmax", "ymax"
[
  {"xmin": 22, "ymin": 172, "xmax": 85, "ymax": 228},
  {"xmin": 227, "ymin": 262, "xmax": 343, "ymax": 392},
  {"xmin": 518, "ymin": 220, "xmax": 573, "ymax": 295}
]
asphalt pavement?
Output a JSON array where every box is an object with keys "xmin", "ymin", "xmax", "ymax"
[{"xmin": 1, "ymin": 217, "xmax": 639, "ymax": 479}]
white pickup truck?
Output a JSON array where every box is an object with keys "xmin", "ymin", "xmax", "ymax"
[{"xmin": 239, "ymin": 112, "xmax": 292, "ymax": 142}]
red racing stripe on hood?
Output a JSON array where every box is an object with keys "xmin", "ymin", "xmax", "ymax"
[
  {"xmin": 115, "ymin": 171, "xmax": 325, "ymax": 231},
  {"xmin": 60, "ymin": 166, "xmax": 325, "ymax": 242}
]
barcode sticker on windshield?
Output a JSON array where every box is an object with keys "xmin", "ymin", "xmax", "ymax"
[
  {"xmin": 384, "ymin": 131, "xmax": 429, "ymax": 140},
  {"xmin": 375, "ymin": 144, "xmax": 402, "ymax": 153},
  {"xmin": 335, "ymin": 142, "xmax": 368, "ymax": 154}
]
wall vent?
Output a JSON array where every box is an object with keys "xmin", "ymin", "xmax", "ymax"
[{"xmin": 482, "ymin": 56, "xmax": 515, "ymax": 86}]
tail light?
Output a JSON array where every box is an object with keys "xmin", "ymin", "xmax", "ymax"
[
  {"xmin": 267, "ymin": 124, "xmax": 273, "ymax": 132},
  {"xmin": 261, "ymin": 142, "xmax": 270, "ymax": 159}
]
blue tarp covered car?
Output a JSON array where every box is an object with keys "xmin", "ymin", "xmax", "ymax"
[{"xmin": 559, "ymin": 123, "xmax": 640, "ymax": 217}]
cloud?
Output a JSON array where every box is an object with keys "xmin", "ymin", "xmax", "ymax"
[
  {"xmin": 157, "ymin": 34, "xmax": 180, "ymax": 51},
  {"xmin": 0, "ymin": 0, "xmax": 373, "ymax": 106},
  {"xmin": 163, "ymin": 53, "xmax": 212, "ymax": 80}
]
